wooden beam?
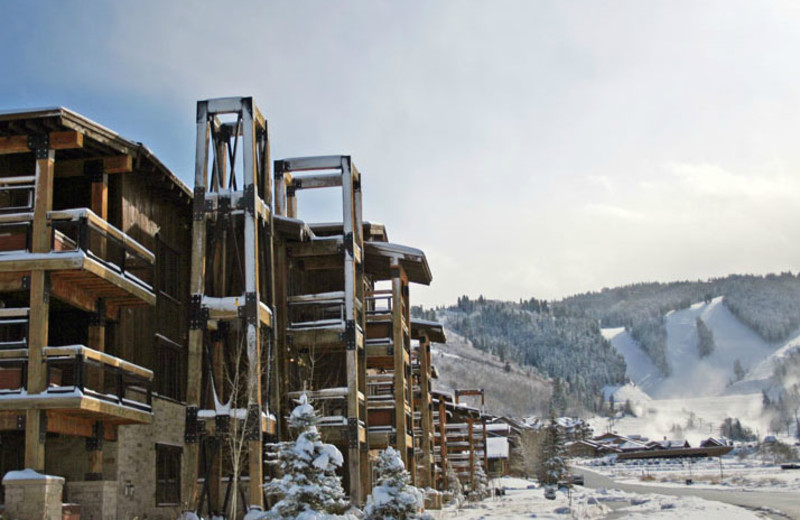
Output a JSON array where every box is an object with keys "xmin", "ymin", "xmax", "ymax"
[
  {"xmin": 49, "ymin": 131, "xmax": 84, "ymax": 150},
  {"xmin": 0, "ymin": 272, "xmax": 28, "ymax": 292},
  {"xmin": 0, "ymin": 136, "xmax": 29, "ymax": 155},
  {"xmin": 56, "ymin": 155, "xmax": 133, "ymax": 177},
  {"xmin": 0, "ymin": 131, "xmax": 84, "ymax": 155}
]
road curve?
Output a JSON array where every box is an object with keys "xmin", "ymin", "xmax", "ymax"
[{"xmin": 574, "ymin": 466, "xmax": 800, "ymax": 520}]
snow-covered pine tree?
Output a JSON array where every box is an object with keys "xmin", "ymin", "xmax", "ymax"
[
  {"xmin": 364, "ymin": 447, "xmax": 430, "ymax": 520},
  {"xmin": 468, "ymin": 464, "xmax": 490, "ymax": 501},
  {"xmin": 536, "ymin": 416, "xmax": 567, "ymax": 486},
  {"xmin": 260, "ymin": 393, "xmax": 356, "ymax": 520},
  {"xmin": 443, "ymin": 462, "xmax": 464, "ymax": 506}
]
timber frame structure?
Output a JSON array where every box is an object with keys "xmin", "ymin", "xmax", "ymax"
[
  {"xmin": 183, "ymin": 97, "xmax": 277, "ymax": 516},
  {"xmin": 0, "ymin": 99, "xmax": 473, "ymax": 520}
]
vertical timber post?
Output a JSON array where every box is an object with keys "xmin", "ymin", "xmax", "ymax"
[
  {"xmin": 391, "ymin": 259, "xmax": 408, "ymax": 469},
  {"xmin": 341, "ymin": 157, "xmax": 363, "ymax": 505},
  {"xmin": 241, "ymin": 98, "xmax": 265, "ymax": 511},
  {"xmin": 438, "ymin": 399, "xmax": 447, "ymax": 490},
  {"xmin": 25, "ymin": 137, "xmax": 54, "ymax": 471},
  {"xmin": 419, "ymin": 335, "xmax": 433, "ymax": 488},
  {"xmin": 183, "ymin": 100, "xmax": 210, "ymax": 513},
  {"xmin": 468, "ymin": 418, "xmax": 475, "ymax": 490}
]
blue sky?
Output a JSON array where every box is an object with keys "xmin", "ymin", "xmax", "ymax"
[{"xmin": 4, "ymin": 1, "xmax": 800, "ymax": 305}]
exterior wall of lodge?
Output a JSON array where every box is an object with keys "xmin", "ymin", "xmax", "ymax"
[{"xmin": 0, "ymin": 102, "xmax": 478, "ymax": 519}]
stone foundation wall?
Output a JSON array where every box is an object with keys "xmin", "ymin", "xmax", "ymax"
[
  {"xmin": 67, "ymin": 481, "xmax": 117, "ymax": 520},
  {"xmin": 3, "ymin": 471, "xmax": 64, "ymax": 520}
]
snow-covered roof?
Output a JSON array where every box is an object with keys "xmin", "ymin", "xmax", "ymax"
[
  {"xmin": 364, "ymin": 241, "xmax": 432, "ymax": 285},
  {"xmin": 410, "ymin": 319, "xmax": 446, "ymax": 343}
]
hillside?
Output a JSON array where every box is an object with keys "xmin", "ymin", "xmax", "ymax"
[
  {"xmin": 431, "ymin": 329, "xmax": 552, "ymax": 418},
  {"xmin": 424, "ymin": 272, "xmax": 800, "ymax": 431},
  {"xmin": 439, "ymin": 299, "xmax": 626, "ymax": 412}
]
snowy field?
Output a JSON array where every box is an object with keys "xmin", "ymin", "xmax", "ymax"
[
  {"xmin": 577, "ymin": 457, "xmax": 800, "ymax": 493},
  {"xmin": 429, "ymin": 477, "xmax": 769, "ymax": 519}
]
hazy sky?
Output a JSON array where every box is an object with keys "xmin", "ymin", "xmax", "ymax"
[{"xmin": 3, "ymin": 1, "xmax": 800, "ymax": 305}]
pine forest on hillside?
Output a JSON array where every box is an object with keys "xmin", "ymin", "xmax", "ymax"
[{"xmin": 419, "ymin": 272, "xmax": 800, "ymax": 415}]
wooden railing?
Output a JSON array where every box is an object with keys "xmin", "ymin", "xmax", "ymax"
[
  {"xmin": 48, "ymin": 208, "xmax": 155, "ymax": 289},
  {"xmin": 0, "ymin": 176, "xmax": 35, "ymax": 215},
  {"xmin": 287, "ymin": 291, "xmax": 346, "ymax": 329},
  {"xmin": 43, "ymin": 345, "xmax": 153, "ymax": 412}
]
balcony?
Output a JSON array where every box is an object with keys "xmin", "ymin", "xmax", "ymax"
[
  {"xmin": 286, "ymin": 291, "xmax": 364, "ymax": 349},
  {"xmin": 0, "ymin": 206, "xmax": 155, "ymax": 310},
  {"xmin": 0, "ymin": 343, "xmax": 153, "ymax": 424}
]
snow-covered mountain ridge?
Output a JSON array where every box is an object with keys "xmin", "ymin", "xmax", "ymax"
[{"xmin": 603, "ymin": 296, "xmax": 800, "ymax": 400}]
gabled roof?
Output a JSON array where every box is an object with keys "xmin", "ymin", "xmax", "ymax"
[
  {"xmin": 0, "ymin": 106, "xmax": 191, "ymax": 200},
  {"xmin": 411, "ymin": 319, "xmax": 446, "ymax": 343},
  {"xmin": 364, "ymin": 241, "xmax": 432, "ymax": 285}
]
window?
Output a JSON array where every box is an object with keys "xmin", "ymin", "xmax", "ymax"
[
  {"xmin": 155, "ymin": 334, "xmax": 184, "ymax": 402},
  {"xmin": 155, "ymin": 444, "xmax": 181, "ymax": 506}
]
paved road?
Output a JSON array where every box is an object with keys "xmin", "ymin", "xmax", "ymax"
[{"xmin": 575, "ymin": 467, "xmax": 800, "ymax": 520}]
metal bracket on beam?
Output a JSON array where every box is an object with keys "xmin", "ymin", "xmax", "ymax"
[
  {"xmin": 27, "ymin": 133, "xmax": 49, "ymax": 160},
  {"xmin": 189, "ymin": 294, "xmax": 208, "ymax": 330},
  {"xmin": 341, "ymin": 232, "xmax": 354, "ymax": 257},
  {"xmin": 218, "ymin": 194, "xmax": 231, "ymax": 215},
  {"xmin": 84, "ymin": 160, "xmax": 105, "ymax": 183},
  {"xmin": 16, "ymin": 414, "xmax": 24, "ymax": 431},
  {"xmin": 245, "ymin": 404, "xmax": 261, "ymax": 441},
  {"xmin": 210, "ymin": 321, "xmax": 229, "ymax": 343},
  {"xmin": 240, "ymin": 184, "xmax": 255, "ymax": 215},
  {"xmin": 21, "ymin": 276, "xmax": 29, "ymax": 290},
  {"xmin": 215, "ymin": 414, "xmax": 230, "ymax": 435},
  {"xmin": 342, "ymin": 320, "xmax": 356, "ymax": 350},
  {"xmin": 274, "ymin": 160, "xmax": 287, "ymax": 178},
  {"xmin": 89, "ymin": 299, "xmax": 106, "ymax": 327},
  {"xmin": 86, "ymin": 421, "xmax": 104, "ymax": 451},
  {"xmin": 238, "ymin": 292, "xmax": 258, "ymax": 325},
  {"xmin": 185, "ymin": 406, "xmax": 199, "ymax": 443},
  {"xmin": 347, "ymin": 418, "xmax": 359, "ymax": 449},
  {"xmin": 193, "ymin": 186, "xmax": 207, "ymax": 221}
]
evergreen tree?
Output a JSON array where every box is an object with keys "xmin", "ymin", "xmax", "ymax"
[
  {"xmin": 468, "ymin": 464, "xmax": 490, "ymax": 502},
  {"xmin": 443, "ymin": 462, "xmax": 464, "ymax": 506},
  {"xmin": 696, "ymin": 317, "xmax": 716, "ymax": 358},
  {"xmin": 537, "ymin": 416, "xmax": 567, "ymax": 486},
  {"xmin": 262, "ymin": 394, "xmax": 355, "ymax": 520},
  {"xmin": 364, "ymin": 447, "xmax": 429, "ymax": 520},
  {"xmin": 733, "ymin": 359, "xmax": 745, "ymax": 382}
]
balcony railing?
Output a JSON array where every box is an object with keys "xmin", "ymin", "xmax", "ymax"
[
  {"xmin": 287, "ymin": 291, "xmax": 363, "ymax": 330},
  {"xmin": 44, "ymin": 345, "xmax": 153, "ymax": 412},
  {"xmin": 48, "ymin": 208, "xmax": 155, "ymax": 290},
  {"xmin": 0, "ymin": 344, "xmax": 153, "ymax": 414},
  {"xmin": 0, "ymin": 176, "xmax": 35, "ymax": 215}
]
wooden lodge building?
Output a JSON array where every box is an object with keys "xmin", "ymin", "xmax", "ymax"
[{"xmin": 0, "ymin": 98, "xmax": 474, "ymax": 520}]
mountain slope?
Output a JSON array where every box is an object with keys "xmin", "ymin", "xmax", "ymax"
[
  {"xmin": 431, "ymin": 329, "xmax": 552, "ymax": 418},
  {"xmin": 604, "ymin": 297, "xmax": 791, "ymax": 399}
]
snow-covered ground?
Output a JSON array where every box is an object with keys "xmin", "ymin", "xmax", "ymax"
[
  {"xmin": 578, "ymin": 457, "xmax": 800, "ymax": 494},
  {"xmin": 430, "ymin": 477, "xmax": 768, "ymax": 519}
]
